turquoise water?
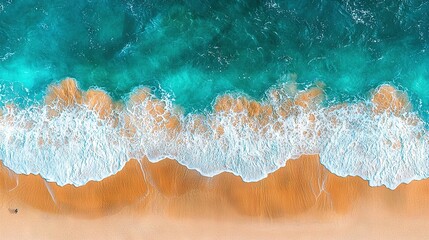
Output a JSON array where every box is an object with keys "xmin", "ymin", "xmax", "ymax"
[
  {"xmin": 2, "ymin": 0, "xmax": 429, "ymax": 188},
  {"xmin": 1, "ymin": 0, "xmax": 428, "ymax": 116}
]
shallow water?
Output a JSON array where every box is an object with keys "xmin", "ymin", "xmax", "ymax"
[{"xmin": 1, "ymin": 1, "xmax": 428, "ymax": 112}]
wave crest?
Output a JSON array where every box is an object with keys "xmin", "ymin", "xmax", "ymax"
[{"xmin": 0, "ymin": 78, "xmax": 427, "ymax": 189}]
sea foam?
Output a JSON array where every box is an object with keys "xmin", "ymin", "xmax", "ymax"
[{"xmin": 0, "ymin": 79, "xmax": 428, "ymax": 189}]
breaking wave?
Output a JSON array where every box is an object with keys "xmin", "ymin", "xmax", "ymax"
[{"xmin": 0, "ymin": 78, "xmax": 427, "ymax": 189}]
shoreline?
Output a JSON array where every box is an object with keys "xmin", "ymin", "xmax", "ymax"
[
  {"xmin": 2, "ymin": 155, "xmax": 429, "ymax": 239},
  {"xmin": 4, "ymin": 155, "xmax": 429, "ymax": 217},
  {"xmin": 1, "ymin": 79, "xmax": 426, "ymax": 189}
]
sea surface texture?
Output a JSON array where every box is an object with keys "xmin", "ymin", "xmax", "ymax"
[{"xmin": 0, "ymin": 0, "xmax": 428, "ymax": 188}]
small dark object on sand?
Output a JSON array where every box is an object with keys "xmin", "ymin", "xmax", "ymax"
[{"xmin": 8, "ymin": 208, "xmax": 18, "ymax": 214}]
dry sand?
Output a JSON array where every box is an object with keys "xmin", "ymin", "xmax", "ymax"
[
  {"xmin": 2, "ymin": 79, "xmax": 429, "ymax": 239},
  {"xmin": 2, "ymin": 155, "xmax": 429, "ymax": 239}
]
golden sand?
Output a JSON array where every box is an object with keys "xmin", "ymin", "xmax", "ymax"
[
  {"xmin": 2, "ymin": 156, "xmax": 429, "ymax": 239},
  {"xmin": 0, "ymin": 160, "xmax": 149, "ymax": 217},
  {"xmin": 372, "ymin": 84, "xmax": 410, "ymax": 115},
  {"xmin": 45, "ymin": 78, "xmax": 83, "ymax": 106},
  {"xmin": 0, "ymin": 155, "xmax": 428, "ymax": 216},
  {"xmin": 1, "ymin": 78, "xmax": 429, "ymax": 238}
]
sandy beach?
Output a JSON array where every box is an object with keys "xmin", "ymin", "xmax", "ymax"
[
  {"xmin": 1, "ymin": 80, "xmax": 428, "ymax": 239},
  {"xmin": 2, "ymin": 0, "xmax": 429, "ymax": 237},
  {"xmin": 2, "ymin": 155, "xmax": 429, "ymax": 239}
]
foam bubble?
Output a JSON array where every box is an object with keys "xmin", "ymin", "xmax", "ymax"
[
  {"xmin": 320, "ymin": 104, "xmax": 429, "ymax": 189},
  {"xmin": 0, "ymin": 78, "xmax": 428, "ymax": 189},
  {"xmin": 0, "ymin": 104, "xmax": 129, "ymax": 186}
]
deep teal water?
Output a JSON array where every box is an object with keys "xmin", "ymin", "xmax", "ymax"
[
  {"xmin": 2, "ymin": 0, "xmax": 429, "ymax": 188},
  {"xmin": 0, "ymin": 0, "xmax": 428, "ymax": 117}
]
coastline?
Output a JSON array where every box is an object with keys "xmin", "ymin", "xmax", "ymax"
[
  {"xmin": 2, "ymin": 78, "xmax": 425, "ymax": 189},
  {"xmin": 1, "ymin": 1, "xmax": 429, "ymax": 238},
  {"xmin": 2, "ymin": 155, "xmax": 429, "ymax": 239},
  {"xmin": 1, "ymin": 80, "xmax": 429, "ymax": 238}
]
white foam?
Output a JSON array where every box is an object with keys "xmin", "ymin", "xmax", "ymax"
[
  {"xmin": 0, "ymin": 85, "xmax": 428, "ymax": 189},
  {"xmin": 0, "ymin": 105, "xmax": 130, "ymax": 186},
  {"xmin": 320, "ymin": 104, "xmax": 429, "ymax": 189}
]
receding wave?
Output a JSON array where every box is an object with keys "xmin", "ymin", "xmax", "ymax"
[{"xmin": 0, "ymin": 77, "xmax": 427, "ymax": 189}]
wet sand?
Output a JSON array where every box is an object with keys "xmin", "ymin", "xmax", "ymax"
[
  {"xmin": 2, "ymin": 79, "xmax": 429, "ymax": 238},
  {"xmin": 2, "ymin": 155, "xmax": 429, "ymax": 239}
]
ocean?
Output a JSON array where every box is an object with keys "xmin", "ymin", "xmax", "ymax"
[{"xmin": 0, "ymin": 0, "xmax": 428, "ymax": 189}]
